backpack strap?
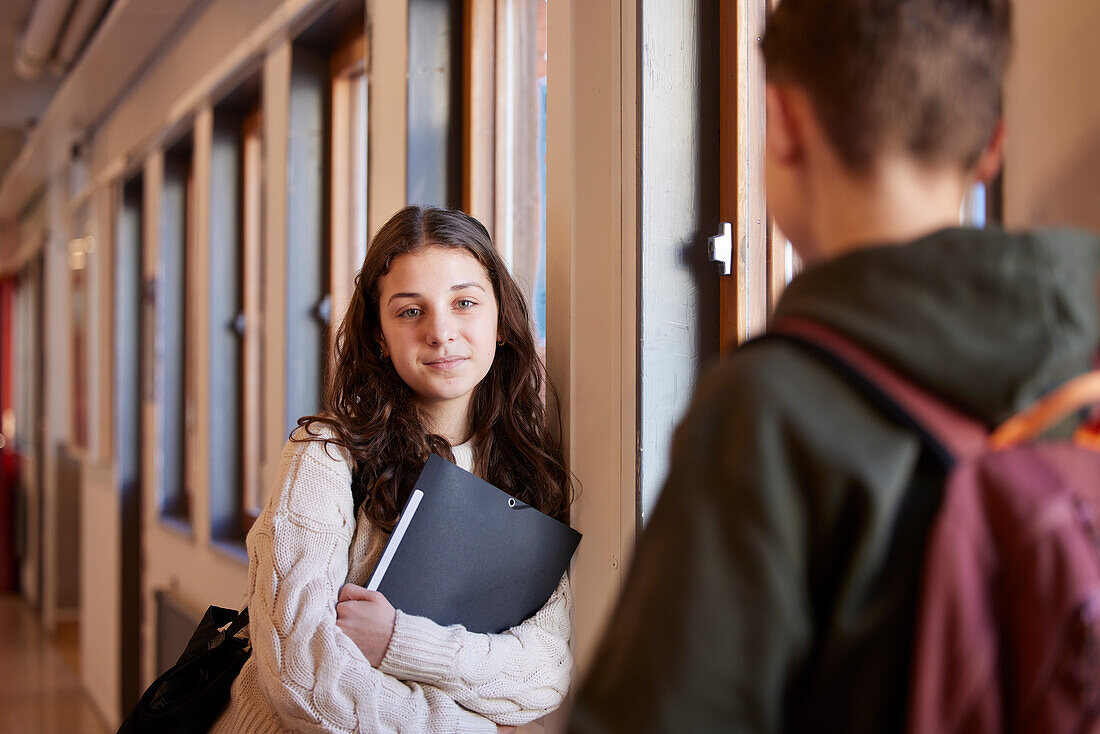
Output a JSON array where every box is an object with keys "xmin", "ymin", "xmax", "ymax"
[
  {"xmin": 990, "ymin": 370, "xmax": 1100, "ymax": 449},
  {"xmin": 771, "ymin": 317, "xmax": 988, "ymax": 464}
]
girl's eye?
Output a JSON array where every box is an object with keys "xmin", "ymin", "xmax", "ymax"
[
  {"xmin": 399, "ymin": 307, "xmax": 421, "ymax": 318},
  {"xmin": 456, "ymin": 298, "xmax": 476, "ymax": 309}
]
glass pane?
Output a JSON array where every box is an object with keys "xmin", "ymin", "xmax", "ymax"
[
  {"xmin": 354, "ymin": 73, "xmax": 369, "ymax": 269},
  {"xmin": 160, "ymin": 149, "xmax": 191, "ymax": 521},
  {"xmin": 961, "ymin": 182, "xmax": 987, "ymax": 227},
  {"xmin": 497, "ymin": 0, "xmax": 547, "ymax": 342}
]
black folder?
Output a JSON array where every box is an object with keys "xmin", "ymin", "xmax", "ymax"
[{"xmin": 366, "ymin": 454, "xmax": 581, "ymax": 634}]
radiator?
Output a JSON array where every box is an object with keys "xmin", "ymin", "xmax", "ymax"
[
  {"xmin": 154, "ymin": 589, "xmax": 201, "ymax": 676},
  {"xmin": 55, "ymin": 443, "xmax": 82, "ymax": 610}
]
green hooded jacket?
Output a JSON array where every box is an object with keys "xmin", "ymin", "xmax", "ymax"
[{"xmin": 570, "ymin": 226, "xmax": 1100, "ymax": 734}]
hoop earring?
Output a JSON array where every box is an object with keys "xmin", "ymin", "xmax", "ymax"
[{"xmin": 497, "ymin": 339, "xmax": 505, "ymax": 346}]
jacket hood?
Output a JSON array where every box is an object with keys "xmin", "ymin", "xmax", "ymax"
[{"xmin": 772, "ymin": 227, "xmax": 1100, "ymax": 426}]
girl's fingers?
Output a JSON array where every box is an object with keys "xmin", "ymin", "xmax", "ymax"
[{"xmin": 338, "ymin": 583, "xmax": 372, "ymax": 602}]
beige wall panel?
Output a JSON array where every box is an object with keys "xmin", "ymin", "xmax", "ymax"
[
  {"xmin": 1004, "ymin": 0, "xmax": 1100, "ymax": 233},
  {"xmin": 80, "ymin": 183, "xmax": 119, "ymax": 722},
  {"xmin": 90, "ymin": 186, "xmax": 115, "ymax": 463},
  {"xmin": 189, "ymin": 107, "xmax": 214, "ymax": 547},
  {"xmin": 142, "ymin": 526, "xmax": 250, "ymax": 618},
  {"xmin": 261, "ymin": 41, "xmax": 291, "ymax": 502},
  {"xmin": 80, "ymin": 460, "xmax": 122, "ymax": 727},
  {"xmin": 41, "ymin": 177, "xmax": 71, "ymax": 631},
  {"xmin": 546, "ymin": 0, "xmax": 638, "ymax": 677},
  {"xmin": 139, "ymin": 522, "xmax": 251, "ymax": 684}
]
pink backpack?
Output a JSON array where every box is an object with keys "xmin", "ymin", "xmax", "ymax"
[{"xmin": 778, "ymin": 318, "xmax": 1100, "ymax": 734}]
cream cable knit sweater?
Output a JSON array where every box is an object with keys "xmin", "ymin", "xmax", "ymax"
[{"xmin": 210, "ymin": 429, "xmax": 574, "ymax": 733}]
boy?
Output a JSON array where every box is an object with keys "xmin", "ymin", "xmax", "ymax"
[{"xmin": 570, "ymin": 0, "xmax": 1100, "ymax": 732}]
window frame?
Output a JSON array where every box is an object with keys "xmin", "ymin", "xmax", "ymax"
[
  {"xmin": 329, "ymin": 27, "xmax": 370, "ymax": 360},
  {"xmin": 68, "ymin": 208, "xmax": 91, "ymax": 451},
  {"xmin": 240, "ymin": 105, "xmax": 264, "ymax": 532},
  {"xmin": 718, "ymin": 0, "xmax": 793, "ymax": 353},
  {"xmin": 463, "ymin": 0, "xmax": 548, "ymax": 340},
  {"xmin": 158, "ymin": 141, "xmax": 195, "ymax": 523}
]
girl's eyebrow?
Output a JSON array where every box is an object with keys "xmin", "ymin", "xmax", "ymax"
[{"xmin": 386, "ymin": 282, "xmax": 486, "ymax": 305}]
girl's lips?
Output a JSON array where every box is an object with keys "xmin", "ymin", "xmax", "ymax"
[{"xmin": 425, "ymin": 357, "xmax": 467, "ymax": 371}]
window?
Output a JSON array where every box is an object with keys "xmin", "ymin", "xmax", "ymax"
[
  {"xmin": 283, "ymin": 41, "xmax": 330, "ymax": 437},
  {"xmin": 408, "ymin": 0, "xmax": 464, "ymax": 209},
  {"xmin": 115, "ymin": 173, "xmax": 144, "ymax": 703},
  {"xmin": 286, "ymin": 1, "xmax": 368, "ymax": 440},
  {"xmin": 329, "ymin": 27, "xmax": 369, "ymax": 348},
  {"xmin": 116, "ymin": 175, "xmax": 143, "ymax": 500},
  {"xmin": 465, "ymin": 0, "xmax": 548, "ymax": 339},
  {"xmin": 208, "ymin": 79, "xmax": 264, "ymax": 539},
  {"xmin": 160, "ymin": 137, "xmax": 193, "ymax": 522}
]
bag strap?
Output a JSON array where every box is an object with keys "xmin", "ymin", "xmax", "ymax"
[
  {"xmin": 989, "ymin": 370, "xmax": 1100, "ymax": 449},
  {"xmin": 226, "ymin": 608, "xmax": 249, "ymax": 638},
  {"xmin": 771, "ymin": 317, "xmax": 988, "ymax": 464}
]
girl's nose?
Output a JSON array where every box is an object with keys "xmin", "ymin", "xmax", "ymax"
[{"xmin": 425, "ymin": 312, "xmax": 456, "ymax": 345}]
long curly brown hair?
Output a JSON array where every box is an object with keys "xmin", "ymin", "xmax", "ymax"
[{"xmin": 297, "ymin": 205, "xmax": 572, "ymax": 531}]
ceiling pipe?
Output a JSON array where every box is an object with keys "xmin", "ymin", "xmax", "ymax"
[
  {"xmin": 14, "ymin": 0, "xmax": 76, "ymax": 80},
  {"xmin": 52, "ymin": 0, "xmax": 112, "ymax": 76}
]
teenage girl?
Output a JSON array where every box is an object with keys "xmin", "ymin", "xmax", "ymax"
[{"xmin": 212, "ymin": 206, "xmax": 574, "ymax": 733}]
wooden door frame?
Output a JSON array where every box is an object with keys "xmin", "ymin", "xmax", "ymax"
[{"xmin": 718, "ymin": 0, "xmax": 790, "ymax": 353}]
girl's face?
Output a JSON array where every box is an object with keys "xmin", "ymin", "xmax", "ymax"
[{"xmin": 376, "ymin": 246, "xmax": 500, "ymax": 437}]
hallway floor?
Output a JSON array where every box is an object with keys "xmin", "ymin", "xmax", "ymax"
[{"xmin": 0, "ymin": 595, "xmax": 110, "ymax": 733}]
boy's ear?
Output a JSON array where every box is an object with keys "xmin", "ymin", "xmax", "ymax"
[
  {"xmin": 974, "ymin": 119, "xmax": 1006, "ymax": 184},
  {"xmin": 765, "ymin": 84, "xmax": 804, "ymax": 166}
]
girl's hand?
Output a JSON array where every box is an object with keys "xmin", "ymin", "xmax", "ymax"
[
  {"xmin": 496, "ymin": 727, "xmax": 517, "ymax": 733},
  {"xmin": 335, "ymin": 584, "xmax": 397, "ymax": 667}
]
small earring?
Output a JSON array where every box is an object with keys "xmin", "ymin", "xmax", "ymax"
[
  {"xmin": 497, "ymin": 338, "xmax": 505, "ymax": 346},
  {"xmin": 379, "ymin": 348, "xmax": 388, "ymax": 359}
]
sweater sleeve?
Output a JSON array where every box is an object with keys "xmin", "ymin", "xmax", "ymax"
[
  {"xmin": 377, "ymin": 573, "xmax": 573, "ymax": 726},
  {"xmin": 246, "ymin": 434, "xmax": 497, "ymax": 733}
]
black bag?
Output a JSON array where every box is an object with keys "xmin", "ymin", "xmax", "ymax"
[{"xmin": 117, "ymin": 606, "xmax": 251, "ymax": 733}]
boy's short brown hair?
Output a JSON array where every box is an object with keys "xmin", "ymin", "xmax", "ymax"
[{"xmin": 761, "ymin": 0, "xmax": 1012, "ymax": 171}]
